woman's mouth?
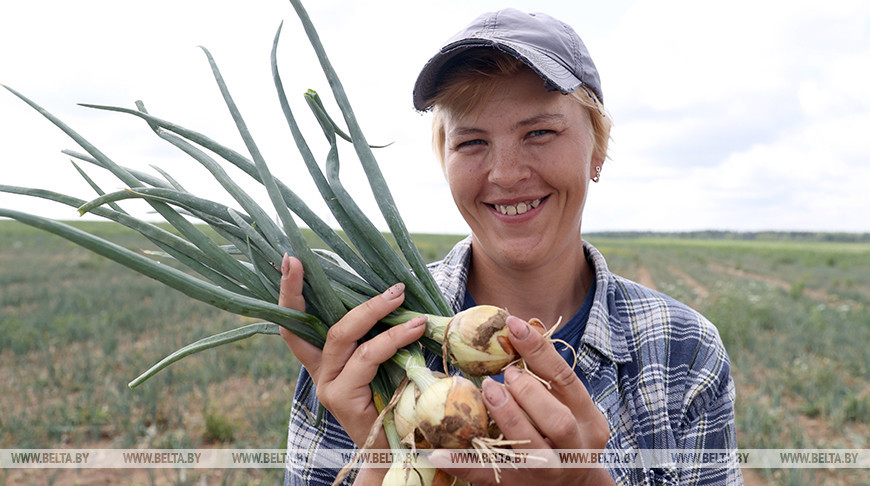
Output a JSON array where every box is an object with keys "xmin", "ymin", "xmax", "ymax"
[{"xmin": 491, "ymin": 197, "xmax": 544, "ymax": 216}]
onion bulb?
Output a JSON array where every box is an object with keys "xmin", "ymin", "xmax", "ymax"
[
  {"xmin": 444, "ymin": 305, "xmax": 517, "ymax": 376},
  {"xmin": 414, "ymin": 375, "xmax": 489, "ymax": 449}
]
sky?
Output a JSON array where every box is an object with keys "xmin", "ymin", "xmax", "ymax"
[{"xmin": 1, "ymin": 0, "xmax": 869, "ymax": 235}]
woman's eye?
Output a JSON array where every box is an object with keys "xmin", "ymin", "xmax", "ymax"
[
  {"xmin": 456, "ymin": 139, "xmax": 485, "ymax": 150},
  {"xmin": 527, "ymin": 129, "xmax": 554, "ymax": 138}
]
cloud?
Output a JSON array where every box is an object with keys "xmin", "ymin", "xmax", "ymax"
[{"xmin": 586, "ymin": 0, "xmax": 870, "ymax": 232}]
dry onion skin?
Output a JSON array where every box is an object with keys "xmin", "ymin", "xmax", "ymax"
[{"xmin": 394, "ymin": 380, "xmax": 423, "ymax": 447}]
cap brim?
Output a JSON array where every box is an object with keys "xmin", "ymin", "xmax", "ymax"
[{"xmin": 412, "ymin": 39, "xmax": 582, "ymax": 111}]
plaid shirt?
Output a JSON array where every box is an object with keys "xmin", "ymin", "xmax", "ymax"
[{"xmin": 285, "ymin": 237, "xmax": 742, "ymax": 485}]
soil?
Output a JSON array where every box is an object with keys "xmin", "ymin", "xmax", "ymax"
[{"xmin": 635, "ymin": 263, "xmax": 657, "ymax": 291}]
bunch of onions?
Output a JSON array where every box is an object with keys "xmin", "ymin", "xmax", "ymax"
[{"xmin": 0, "ymin": 0, "xmax": 527, "ymax": 483}]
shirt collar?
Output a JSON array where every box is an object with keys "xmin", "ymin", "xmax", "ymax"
[
  {"xmin": 582, "ymin": 241, "xmax": 632, "ymax": 364},
  {"xmin": 427, "ymin": 235, "xmax": 473, "ymax": 313}
]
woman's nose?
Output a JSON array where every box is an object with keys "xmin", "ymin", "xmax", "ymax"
[{"xmin": 487, "ymin": 144, "xmax": 531, "ymax": 188}]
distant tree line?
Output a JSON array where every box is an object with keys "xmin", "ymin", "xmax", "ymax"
[{"xmin": 585, "ymin": 231, "xmax": 870, "ymax": 243}]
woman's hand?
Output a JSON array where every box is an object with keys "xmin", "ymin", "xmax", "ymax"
[
  {"xmin": 277, "ymin": 255, "xmax": 427, "ymax": 457},
  {"xmin": 429, "ymin": 315, "xmax": 615, "ymax": 486}
]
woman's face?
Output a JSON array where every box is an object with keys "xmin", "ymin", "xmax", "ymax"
[{"xmin": 442, "ymin": 68, "xmax": 602, "ymax": 271}]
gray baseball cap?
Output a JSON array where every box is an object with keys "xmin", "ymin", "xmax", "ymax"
[{"xmin": 412, "ymin": 8, "xmax": 603, "ymax": 111}]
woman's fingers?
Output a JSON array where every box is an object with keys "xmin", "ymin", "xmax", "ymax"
[
  {"xmin": 277, "ymin": 254, "xmax": 428, "ymax": 452},
  {"xmin": 317, "ymin": 282, "xmax": 409, "ymax": 383},
  {"xmin": 505, "ymin": 316, "xmax": 601, "ymax": 428},
  {"xmin": 278, "ymin": 254, "xmax": 306, "ymax": 312},
  {"xmin": 314, "ymin": 286, "xmax": 426, "ymax": 449},
  {"xmin": 480, "ymin": 377, "xmax": 551, "ymax": 448},
  {"xmin": 318, "ymin": 316, "xmax": 428, "ymax": 405},
  {"xmin": 342, "ymin": 316, "xmax": 428, "ymax": 380},
  {"xmin": 437, "ymin": 316, "xmax": 612, "ymax": 486},
  {"xmin": 314, "ymin": 310, "xmax": 426, "ymax": 452},
  {"xmin": 479, "ymin": 316, "xmax": 609, "ymax": 451},
  {"xmin": 278, "ymin": 255, "xmax": 323, "ymax": 377},
  {"xmin": 502, "ymin": 366, "xmax": 588, "ymax": 448}
]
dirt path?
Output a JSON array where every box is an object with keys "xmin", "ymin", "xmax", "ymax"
[
  {"xmin": 635, "ymin": 263, "xmax": 657, "ymax": 291},
  {"xmin": 668, "ymin": 266, "xmax": 709, "ymax": 305},
  {"xmin": 708, "ymin": 263, "xmax": 840, "ymax": 303}
]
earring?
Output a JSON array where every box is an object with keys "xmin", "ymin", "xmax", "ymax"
[{"xmin": 592, "ymin": 166, "xmax": 601, "ymax": 183}]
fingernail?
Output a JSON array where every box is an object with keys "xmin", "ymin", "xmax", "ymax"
[
  {"xmin": 528, "ymin": 318, "xmax": 546, "ymax": 333},
  {"xmin": 507, "ymin": 316, "xmax": 530, "ymax": 340},
  {"xmin": 504, "ymin": 365, "xmax": 521, "ymax": 384},
  {"xmin": 482, "ymin": 378, "xmax": 507, "ymax": 407},
  {"xmin": 281, "ymin": 253, "xmax": 290, "ymax": 278},
  {"xmin": 404, "ymin": 315, "xmax": 427, "ymax": 329},
  {"xmin": 382, "ymin": 282, "xmax": 405, "ymax": 300}
]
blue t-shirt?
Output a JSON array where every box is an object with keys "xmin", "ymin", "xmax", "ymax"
[{"xmin": 459, "ymin": 280, "xmax": 596, "ymax": 391}]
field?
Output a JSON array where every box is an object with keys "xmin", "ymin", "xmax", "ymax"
[{"xmin": 1, "ymin": 221, "xmax": 868, "ymax": 485}]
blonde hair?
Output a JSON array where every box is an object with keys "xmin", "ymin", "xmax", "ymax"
[{"xmin": 428, "ymin": 49, "xmax": 612, "ymax": 165}]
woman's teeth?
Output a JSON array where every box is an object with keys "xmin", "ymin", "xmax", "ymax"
[{"xmin": 495, "ymin": 199, "xmax": 541, "ymax": 216}]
